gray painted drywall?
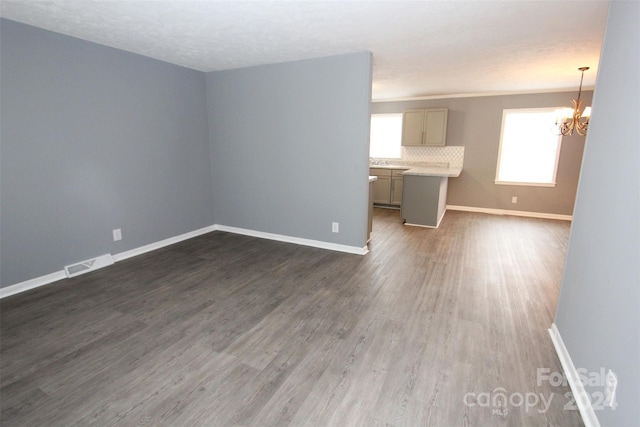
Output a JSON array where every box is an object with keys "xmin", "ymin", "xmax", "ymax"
[
  {"xmin": 0, "ymin": 19, "xmax": 214, "ymax": 287},
  {"xmin": 554, "ymin": 2, "xmax": 640, "ymax": 425},
  {"xmin": 372, "ymin": 91, "xmax": 591, "ymax": 215},
  {"xmin": 206, "ymin": 52, "xmax": 372, "ymax": 249}
]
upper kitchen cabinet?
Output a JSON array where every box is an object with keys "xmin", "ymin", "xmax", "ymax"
[{"xmin": 401, "ymin": 108, "xmax": 448, "ymax": 146}]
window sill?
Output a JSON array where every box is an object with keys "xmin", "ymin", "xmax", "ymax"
[{"xmin": 494, "ymin": 180, "xmax": 556, "ymax": 188}]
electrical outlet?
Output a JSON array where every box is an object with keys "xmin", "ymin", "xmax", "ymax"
[
  {"xmin": 113, "ymin": 228, "xmax": 122, "ymax": 241},
  {"xmin": 332, "ymin": 222, "xmax": 339, "ymax": 233},
  {"xmin": 511, "ymin": 196, "xmax": 518, "ymax": 204},
  {"xmin": 604, "ymin": 370, "xmax": 618, "ymax": 408}
]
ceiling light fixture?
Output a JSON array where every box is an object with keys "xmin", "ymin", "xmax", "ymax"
[{"xmin": 553, "ymin": 67, "xmax": 592, "ymax": 136}]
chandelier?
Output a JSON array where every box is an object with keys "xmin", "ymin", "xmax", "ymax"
[{"xmin": 553, "ymin": 67, "xmax": 591, "ymax": 136}]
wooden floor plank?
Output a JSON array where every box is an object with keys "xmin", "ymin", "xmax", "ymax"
[{"xmin": 0, "ymin": 209, "xmax": 583, "ymax": 426}]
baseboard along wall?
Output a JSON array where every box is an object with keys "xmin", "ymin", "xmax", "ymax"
[
  {"xmin": 446, "ymin": 205, "xmax": 572, "ymax": 221},
  {"xmin": 548, "ymin": 323, "xmax": 601, "ymax": 427},
  {"xmin": 0, "ymin": 224, "xmax": 368, "ymax": 299},
  {"xmin": 2, "ymin": 206, "xmax": 566, "ymax": 299}
]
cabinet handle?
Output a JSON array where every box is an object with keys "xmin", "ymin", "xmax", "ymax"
[{"xmin": 422, "ymin": 130, "xmax": 425, "ymax": 144}]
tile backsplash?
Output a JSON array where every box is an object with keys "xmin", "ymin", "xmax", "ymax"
[{"xmin": 373, "ymin": 146, "xmax": 465, "ymax": 168}]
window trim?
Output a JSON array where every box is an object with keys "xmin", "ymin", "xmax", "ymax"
[{"xmin": 494, "ymin": 108, "xmax": 562, "ymax": 187}]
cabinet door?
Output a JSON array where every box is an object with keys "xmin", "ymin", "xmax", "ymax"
[
  {"xmin": 372, "ymin": 176, "xmax": 392, "ymax": 204},
  {"xmin": 401, "ymin": 110, "xmax": 425, "ymax": 146},
  {"xmin": 424, "ymin": 109, "xmax": 448, "ymax": 146},
  {"xmin": 391, "ymin": 176, "xmax": 403, "ymax": 205},
  {"xmin": 368, "ymin": 181, "xmax": 374, "ymax": 241}
]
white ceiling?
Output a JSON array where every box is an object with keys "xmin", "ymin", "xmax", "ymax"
[{"xmin": 0, "ymin": 0, "xmax": 609, "ymax": 100}]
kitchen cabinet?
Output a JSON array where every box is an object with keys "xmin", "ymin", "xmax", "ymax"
[
  {"xmin": 391, "ymin": 171, "xmax": 404, "ymax": 205},
  {"xmin": 401, "ymin": 108, "xmax": 448, "ymax": 146},
  {"xmin": 371, "ymin": 169, "xmax": 391, "ymax": 204},
  {"xmin": 370, "ymin": 168, "xmax": 406, "ymax": 206}
]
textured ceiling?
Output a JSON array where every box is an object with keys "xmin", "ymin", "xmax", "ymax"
[{"xmin": 0, "ymin": 0, "xmax": 609, "ymax": 100}]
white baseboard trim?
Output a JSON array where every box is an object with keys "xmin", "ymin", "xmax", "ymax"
[
  {"xmin": 446, "ymin": 205, "xmax": 572, "ymax": 221},
  {"xmin": 549, "ymin": 323, "xmax": 601, "ymax": 427},
  {"xmin": 0, "ymin": 270, "xmax": 67, "ymax": 299},
  {"xmin": 214, "ymin": 224, "xmax": 369, "ymax": 255},
  {"xmin": 404, "ymin": 222, "xmax": 436, "ymax": 229},
  {"xmin": 1, "ymin": 223, "xmax": 368, "ymax": 299},
  {"xmin": 112, "ymin": 225, "xmax": 217, "ymax": 262},
  {"xmin": 1, "ymin": 225, "xmax": 217, "ymax": 299}
]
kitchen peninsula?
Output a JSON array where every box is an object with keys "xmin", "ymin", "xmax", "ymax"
[
  {"xmin": 401, "ymin": 165, "xmax": 461, "ymax": 228},
  {"xmin": 369, "ymin": 161, "xmax": 462, "ymax": 228}
]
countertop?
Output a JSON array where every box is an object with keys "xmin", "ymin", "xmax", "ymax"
[
  {"xmin": 369, "ymin": 164, "xmax": 410, "ymax": 170},
  {"xmin": 369, "ymin": 163, "xmax": 461, "ymax": 178},
  {"xmin": 401, "ymin": 166, "xmax": 462, "ymax": 177}
]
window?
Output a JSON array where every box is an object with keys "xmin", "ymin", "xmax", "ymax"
[
  {"xmin": 495, "ymin": 108, "xmax": 562, "ymax": 187},
  {"xmin": 369, "ymin": 114, "xmax": 402, "ymax": 158}
]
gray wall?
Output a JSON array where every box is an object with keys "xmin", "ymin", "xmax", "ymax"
[
  {"xmin": 554, "ymin": 1, "xmax": 639, "ymax": 425},
  {"xmin": 206, "ymin": 53, "xmax": 372, "ymax": 249},
  {"xmin": 0, "ymin": 20, "xmax": 214, "ymax": 286},
  {"xmin": 372, "ymin": 91, "xmax": 591, "ymax": 215}
]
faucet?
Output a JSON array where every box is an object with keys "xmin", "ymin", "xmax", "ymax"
[{"xmin": 370, "ymin": 158, "xmax": 388, "ymax": 166}]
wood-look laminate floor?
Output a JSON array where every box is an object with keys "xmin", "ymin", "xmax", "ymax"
[{"xmin": 1, "ymin": 209, "xmax": 583, "ymax": 426}]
